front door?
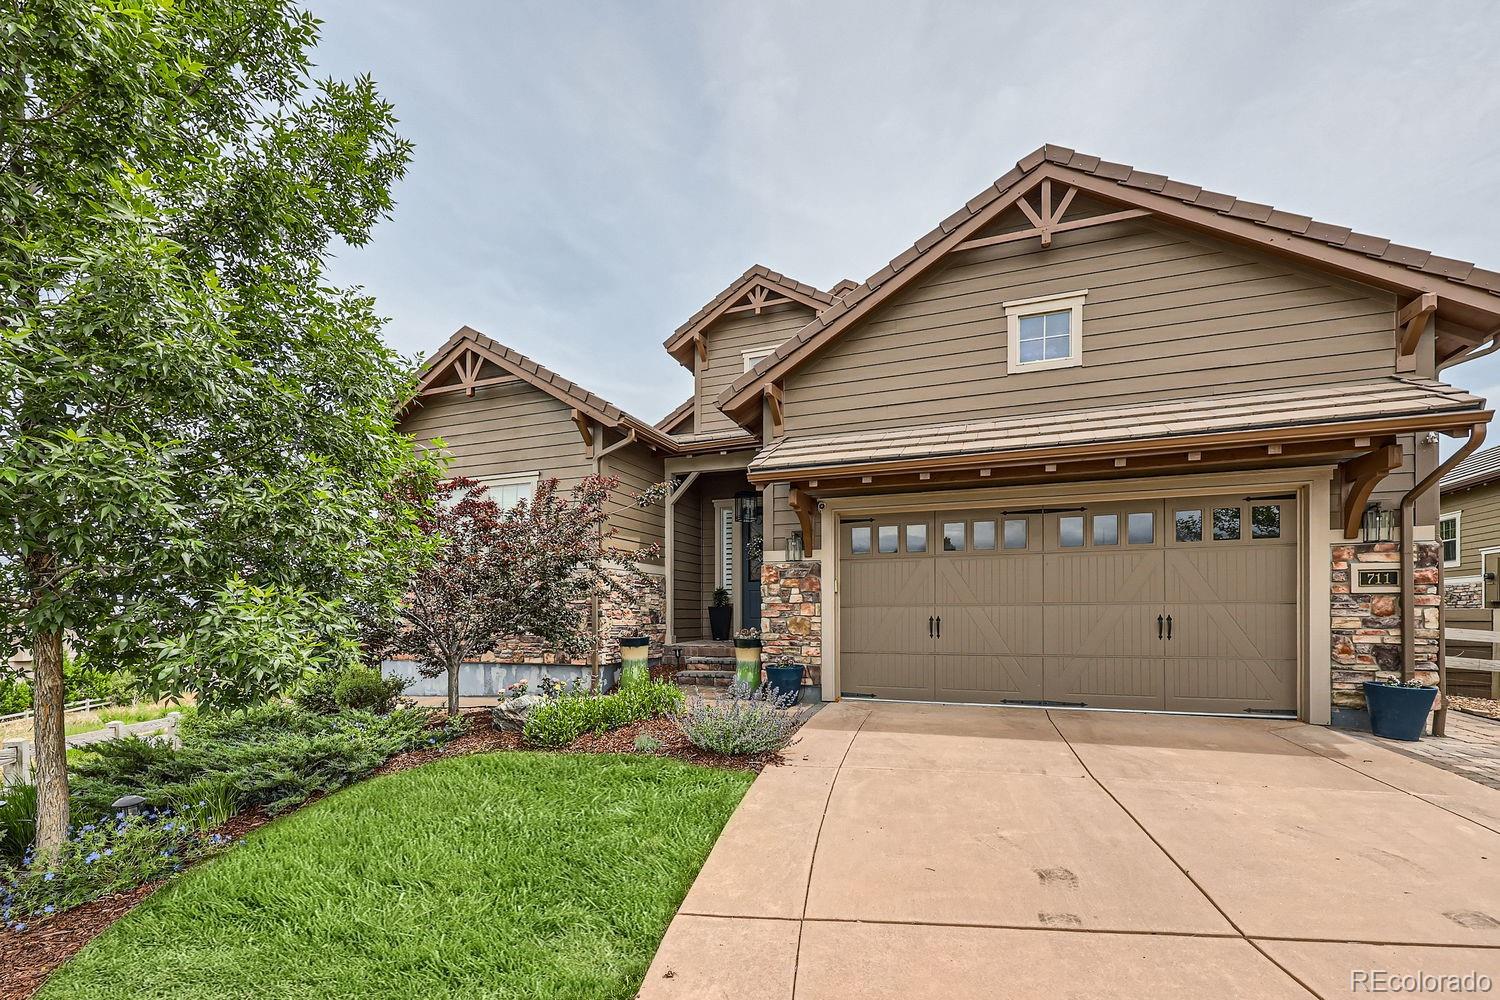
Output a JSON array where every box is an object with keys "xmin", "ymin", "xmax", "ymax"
[{"xmin": 740, "ymin": 494, "xmax": 763, "ymax": 632}]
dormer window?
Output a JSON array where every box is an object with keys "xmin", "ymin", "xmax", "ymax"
[{"xmin": 1004, "ymin": 290, "xmax": 1086, "ymax": 373}]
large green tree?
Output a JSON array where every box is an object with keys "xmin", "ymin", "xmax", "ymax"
[{"xmin": 1, "ymin": 1, "xmax": 431, "ymax": 856}]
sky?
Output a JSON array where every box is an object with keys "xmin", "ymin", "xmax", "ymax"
[{"xmin": 309, "ymin": 0, "xmax": 1500, "ymax": 444}]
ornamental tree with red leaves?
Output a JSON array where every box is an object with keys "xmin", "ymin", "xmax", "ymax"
[{"xmin": 380, "ymin": 474, "xmax": 661, "ymax": 715}]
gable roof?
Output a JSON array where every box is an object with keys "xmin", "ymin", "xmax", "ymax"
[
  {"xmin": 407, "ymin": 326, "xmax": 678, "ymax": 451},
  {"xmin": 656, "ymin": 396, "xmax": 694, "ymax": 432},
  {"xmin": 718, "ymin": 143, "xmax": 1500, "ymax": 422},
  {"xmin": 1441, "ymin": 443, "xmax": 1500, "ymax": 493},
  {"xmin": 663, "ymin": 265, "xmax": 834, "ymax": 368}
]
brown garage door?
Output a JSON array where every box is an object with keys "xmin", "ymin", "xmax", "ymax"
[{"xmin": 838, "ymin": 495, "xmax": 1298, "ymax": 715}]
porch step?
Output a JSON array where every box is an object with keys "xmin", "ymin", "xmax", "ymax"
[
  {"xmin": 684, "ymin": 656, "xmax": 735, "ymax": 667},
  {"xmin": 674, "ymin": 669, "xmax": 736, "ymax": 687},
  {"xmin": 672, "ymin": 642, "xmax": 735, "ymax": 658}
]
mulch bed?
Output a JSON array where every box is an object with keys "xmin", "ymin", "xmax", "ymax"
[
  {"xmin": 2, "ymin": 707, "xmax": 775, "ymax": 999},
  {"xmin": 1449, "ymin": 695, "xmax": 1500, "ymax": 721}
]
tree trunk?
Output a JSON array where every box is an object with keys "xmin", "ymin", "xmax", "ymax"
[
  {"xmin": 446, "ymin": 656, "xmax": 461, "ymax": 716},
  {"xmin": 31, "ymin": 627, "xmax": 69, "ymax": 859}
]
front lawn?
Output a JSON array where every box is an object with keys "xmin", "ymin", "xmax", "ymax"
[{"xmin": 37, "ymin": 752, "xmax": 753, "ymax": 1000}]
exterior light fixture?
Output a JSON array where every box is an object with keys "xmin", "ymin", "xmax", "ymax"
[
  {"xmin": 112, "ymin": 794, "xmax": 146, "ymax": 817},
  {"xmin": 787, "ymin": 530, "xmax": 805, "ymax": 561},
  {"xmin": 735, "ymin": 493, "xmax": 759, "ymax": 524},
  {"xmin": 1361, "ymin": 503, "xmax": 1397, "ymax": 543}
]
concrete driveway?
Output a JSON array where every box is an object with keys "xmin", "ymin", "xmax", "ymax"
[{"xmin": 638, "ymin": 701, "xmax": 1500, "ymax": 1000}]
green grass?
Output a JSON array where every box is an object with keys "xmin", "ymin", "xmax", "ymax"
[{"xmin": 39, "ymin": 752, "xmax": 753, "ymax": 1000}]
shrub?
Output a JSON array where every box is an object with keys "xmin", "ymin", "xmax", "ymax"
[
  {"xmin": 1, "ymin": 805, "xmax": 227, "ymax": 929},
  {"xmin": 671, "ymin": 684, "xmax": 811, "ymax": 756},
  {"xmin": 0, "ymin": 676, "xmax": 30, "ymax": 715},
  {"xmin": 522, "ymin": 682, "xmax": 684, "ymax": 749},
  {"xmin": 296, "ymin": 666, "xmax": 408, "ymax": 715},
  {"xmin": 0, "ymin": 784, "xmax": 38, "ymax": 865},
  {"xmin": 63, "ymin": 659, "xmax": 137, "ymax": 705},
  {"xmin": 333, "ymin": 667, "xmax": 408, "ymax": 715},
  {"xmin": 632, "ymin": 734, "xmax": 662, "ymax": 754},
  {"xmin": 68, "ymin": 703, "xmax": 463, "ymax": 821}
]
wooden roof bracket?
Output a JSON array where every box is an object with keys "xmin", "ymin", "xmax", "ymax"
[
  {"xmin": 765, "ymin": 382, "xmax": 785, "ymax": 436},
  {"xmin": 787, "ymin": 485, "xmax": 815, "ymax": 545},
  {"xmin": 694, "ymin": 334, "xmax": 707, "ymax": 364},
  {"xmin": 570, "ymin": 408, "xmax": 593, "ymax": 448},
  {"xmin": 1397, "ymin": 292, "xmax": 1438, "ymax": 356},
  {"xmin": 1338, "ymin": 442, "xmax": 1404, "ymax": 539}
]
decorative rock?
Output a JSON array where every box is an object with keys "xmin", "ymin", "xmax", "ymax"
[{"xmin": 492, "ymin": 693, "xmax": 545, "ymax": 732}]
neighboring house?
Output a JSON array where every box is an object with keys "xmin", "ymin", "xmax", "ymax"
[
  {"xmin": 1440, "ymin": 446, "xmax": 1500, "ymax": 608},
  {"xmin": 398, "ymin": 143, "xmax": 1500, "ymax": 723}
]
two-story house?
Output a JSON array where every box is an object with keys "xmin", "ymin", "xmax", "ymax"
[{"xmin": 395, "ymin": 144, "xmax": 1500, "ymax": 724}]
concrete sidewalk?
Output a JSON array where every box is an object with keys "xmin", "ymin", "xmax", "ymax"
[{"xmin": 638, "ymin": 701, "xmax": 1500, "ymax": 1000}]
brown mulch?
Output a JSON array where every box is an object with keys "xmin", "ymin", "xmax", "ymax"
[
  {"xmin": 1, "ymin": 705, "xmax": 774, "ymax": 999},
  {"xmin": 1450, "ymin": 695, "xmax": 1500, "ymax": 721}
]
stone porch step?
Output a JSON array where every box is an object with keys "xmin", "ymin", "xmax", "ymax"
[
  {"xmin": 684, "ymin": 656, "xmax": 735, "ymax": 667},
  {"xmin": 674, "ymin": 669, "xmax": 735, "ymax": 687}
]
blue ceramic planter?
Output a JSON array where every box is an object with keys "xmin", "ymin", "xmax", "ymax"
[{"xmin": 1363, "ymin": 681, "xmax": 1437, "ymax": 742}]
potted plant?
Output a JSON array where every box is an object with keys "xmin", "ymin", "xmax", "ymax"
[
  {"xmin": 764, "ymin": 655, "xmax": 805, "ymax": 705},
  {"xmin": 618, "ymin": 636, "xmax": 650, "ymax": 689},
  {"xmin": 733, "ymin": 628, "xmax": 761, "ymax": 689},
  {"xmin": 708, "ymin": 587, "xmax": 733, "ymax": 641},
  {"xmin": 1363, "ymin": 678, "xmax": 1438, "ymax": 742}
]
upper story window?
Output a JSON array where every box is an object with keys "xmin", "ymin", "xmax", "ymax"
[
  {"xmin": 475, "ymin": 472, "xmax": 539, "ymax": 511},
  {"xmin": 1003, "ymin": 290, "xmax": 1087, "ymax": 374},
  {"xmin": 1440, "ymin": 511, "xmax": 1460, "ymax": 567},
  {"xmin": 741, "ymin": 345, "xmax": 778, "ymax": 372}
]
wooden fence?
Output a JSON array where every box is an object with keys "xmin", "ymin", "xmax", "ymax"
[
  {"xmin": 1444, "ymin": 607, "xmax": 1500, "ymax": 699},
  {"xmin": 1, "ymin": 712, "xmax": 182, "ymax": 787}
]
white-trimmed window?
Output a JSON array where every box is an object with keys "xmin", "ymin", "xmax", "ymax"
[
  {"xmin": 741, "ymin": 345, "xmax": 778, "ymax": 372},
  {"xmin": 1440, "ymin": 511, "xmax": 1460, "ymax": 567},
  {"xmin": 1004, "ymin": 290, "xmax": 1087, "ymax": 373},
  {"xmin": 476, "ymin": 472, "xmax": 539, "ymax": 510}
]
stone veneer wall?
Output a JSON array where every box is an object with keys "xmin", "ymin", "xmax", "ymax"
[
  {"xmin": 1330, "ymin": 540, "xmax": 1439, "ymax": 708},
  {"xmin": 1445, "ymin": 580, "xmax": 1483, "ymax": 608},
  {"xmin": 760, "ymin": 561, "xmax": 822, "ymax": 686},
  {"xmin": 389, "ymin": 565, "xmax": 665, "ymax": 668}
]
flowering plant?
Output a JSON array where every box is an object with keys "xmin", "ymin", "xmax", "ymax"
[{"xmin": 2, "ymin": 803, "xmax": 229, "ymax": 930}]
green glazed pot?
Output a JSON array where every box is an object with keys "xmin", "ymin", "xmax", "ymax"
[
  {"xmin": 619, "ymin": 636, "xmax": 650, "ymax": 689},
  {"xmin": 733, "ymin": 638, "xmax": 762, "ymax": 689}
]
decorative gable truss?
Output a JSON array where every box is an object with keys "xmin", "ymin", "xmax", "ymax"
[
  {"xmin": 662, "ymin": 265, "xmax": 834, "ymax": 370},
  {"xmin": 408, "ymin": 326, "xmax": 678, "ymax": 452}
]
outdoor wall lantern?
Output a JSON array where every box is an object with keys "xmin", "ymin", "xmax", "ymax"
[
  {"xmin": 787, "ymin": 530, "xmax": 805, "ymax": 561},
  {"xmin": 735, "ymin": 494, "xmax": 759, "ymax": 524},
  {"xmin": 1361, "ymin": 503, "xmax": 1397, "ymax": 543}
]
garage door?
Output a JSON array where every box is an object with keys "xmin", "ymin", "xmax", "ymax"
[{"xmin": 838, "ymin": 495, "xmax": 1298, "ymax": 714}]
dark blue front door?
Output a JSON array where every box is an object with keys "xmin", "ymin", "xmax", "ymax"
[{"xmin": 741, "ymin": 496, "xmax": 763, "ymax": 631}]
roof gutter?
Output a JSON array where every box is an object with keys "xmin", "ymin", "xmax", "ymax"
[{"xmin": 1400, "ymin": 423, "xmax": 1487, "ymax": 735}]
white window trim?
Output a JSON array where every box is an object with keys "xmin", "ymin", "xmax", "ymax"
[
  {"xmin": 474, "ymin": 471, "xmax": 540, "ymax": 509},
  {"xmin": 1440, "ymin": 510, "xmax": 1461, "ymax": 568},
  {"xmin": 741, "ymin": 344, "xmax": 780, "ymax": 372},
  {"xmin": 713, "ymin": 499, "xmax": 741, "ymax": 632},
  {"xmin": 1003, "ymin": 289, "xmax": 1087, "ymax": 374}
]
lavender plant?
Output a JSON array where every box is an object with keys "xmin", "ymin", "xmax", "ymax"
[{"xmin": 671, "ymin": 684, "xmax": 811, "ymax": 756}]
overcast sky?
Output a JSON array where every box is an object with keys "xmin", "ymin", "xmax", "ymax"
[{"xmin": 309, "ymin": 0, "xmax": 1500, "ymax": 440}]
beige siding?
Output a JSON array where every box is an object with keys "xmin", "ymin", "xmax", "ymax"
[
  {"xmin": 400, "ymin": 380, "xmax": 593, "ymax": 486},
  {"xmin": 1442, "ymin": 480, "xmax": 1500, "ymax": 577},
  {"xmin": 696, "ymin": 303, "xmax": 815, "ymax": 435},
  {"xmin": 672, "ymin": 492, "xmax": 704, "ymax": 641},
  {"xmin": 781, "ymin": 218, "xmax": 1399, "ymax": 437},
  {"xmin": 601, "ymin": 439, "xmax": 666, "ymax": 556}
]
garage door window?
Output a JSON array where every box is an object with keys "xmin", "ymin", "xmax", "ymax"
[
  {"xmin": 850, "ymin": 526, "xmax": 872, "ymax": 554},
  {"xmin": 1003, "ymin": 519, "xmax": 1027, "ymax": 549},
  {"xmin": 1252, "ymin": 505, "xmax": 1281, "ymax": 539},
  {"xmin": 1092, "ymin": 514, "xmax": 1118, "ymax": 545},
  {"xmin": 1212, "ymin": 507, "xmax": 1241, "ymax": 541},
  {"xmin": 1175, "ymin": 508, "xmax": 1203, "ymax": 543},
  {"xmin": 1059, "ymin": 515, "xmax": 1085, "ymax": 547},
  {"xmin": 974, "ymin": 520, "xmax": 997, "ymax": 550},
  {"xmin": 878, "ymin": 525, "xmax": 899, "ymax": 554},
  {"xmin": 1127, "ymin": 511, "xmax": 1154, "ymax": 544},
  {"xmin": 906, "ymin": 523, "xmax": 928, "ymax": 553},
  {"xmin": 942, "ymin": 521, "xmax": 965, "ymax": 551}
]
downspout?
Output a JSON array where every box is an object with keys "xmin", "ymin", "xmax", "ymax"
[{"xmin": 1399, "ymin": 423, "xmax": 1487, "ymax": 735}]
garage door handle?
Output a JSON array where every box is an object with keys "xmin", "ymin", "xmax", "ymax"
[
  {"xmin": 1166, "ymin": 615, "xmax": 1173, "ymax": 640},
  {"xmin": 928, "ymin": 616, "xmax": 934, "ymax": 638},
  {"xmin": 1157, "ymin": 614, "xmax": 1164, "ymax": 640},
  {"xmin": 936, "ymin": 616, "xmax": 942, "ymax": 638}
]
